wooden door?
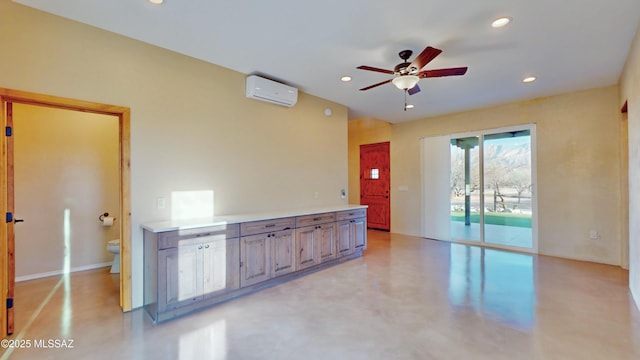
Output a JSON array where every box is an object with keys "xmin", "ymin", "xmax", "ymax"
[
  {"xmin": 240, "ymin": 234, "xmax": 271, "ymax": 287},
  {"xmin": 4, "ymin": 102, "xmax": 15, "ymax": 334},
  {"xmin": 360, "ymin": 142, "xmax": 390, "ymax": 230},
  {"xmin": 271, "ymin": 230, "xmax": 295, "ymax": 277}
]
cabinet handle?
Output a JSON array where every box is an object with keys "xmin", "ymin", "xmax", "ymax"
[
  {"xmin": 205, "ymin": 244, "xmax": 210, "ymax": 249},
  {"xmin": 313, "ymin": 217, "xmax": 321, "ymax": 221},
  {"xmin": 240, "ymin": 261, "xmax": 243, "ymax": 267},
  {"xmin": 196, "ymin": 233, "xmax": 211, "ymax": 237},
  {"xmin": 265, "ymin": 224, "xmax": 276, "ymax": 228},
  {"xmin": 198, "ymin": 245, "xmax": 203, "ymax": 250}
]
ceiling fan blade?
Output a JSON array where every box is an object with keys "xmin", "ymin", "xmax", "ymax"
[
  {"xmin": 410, "ymin": 46, "xmax": 442, "ymax": 71},
  {"xmin": 418, "ymin": 67, "xmax": 468, "ymax": 78},
  {"xmin": 357, "ymin": 65, "xmax": 395, "ymax": 74},
  {"xmin": 359, "ymin": 79, "xmax": 393, "ymax": 91},
  {"xmin": 408, "ymin": 84, "xmax": 421, "ymax": 95}
]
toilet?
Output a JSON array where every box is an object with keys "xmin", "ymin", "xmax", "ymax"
[{"xmin": 107, "ymin": 239, "xmax": 120, "ymax": 274}]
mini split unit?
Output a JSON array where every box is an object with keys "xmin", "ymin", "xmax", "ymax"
[{"xmin": 245, "ymin": 75, "xmax": 298, "ymax": 107}]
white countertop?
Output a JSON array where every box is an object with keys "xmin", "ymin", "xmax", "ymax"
[{"xmin": 141, "ymin": 204, "xmax": 367, "ymax": 233}]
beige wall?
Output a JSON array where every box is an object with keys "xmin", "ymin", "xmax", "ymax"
[
  {"xmin": 620, "ymin": 21, "xmax": 640, "ymax": 308},
  {"xmin": 347, "ymin": 118, "xmax": 392, "ymax": 204},
  {"xmin": 351, "ymin": 86, "xmax": 622, "ymax": 265},
  {"xmin": 13, "ymin": 104, "xmax": 120, "ymax": 279},
  {"xmin": 0, "ymin": 1, "xmax": 348, "ymax": 307}
]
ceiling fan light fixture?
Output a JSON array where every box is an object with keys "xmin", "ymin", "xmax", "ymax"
[
  {"xmin": 148, "ymin": 0, "xmax": 164, "ymax": 4},
  {"xmin": 392, "ymin": 75, "xmax": 419, "ymax": 90},
  {"xmin": 341, "ymin": 76, "xmax": 352, "ymax": 82},
  {"xmin": 523, "ymin": 76, "xmax": 537, "ymax": 83}
]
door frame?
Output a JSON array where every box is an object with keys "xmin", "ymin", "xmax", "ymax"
[
  {"xmin": 0, "ymin": 88, "xmax": 132, "ymax": 338},
  {"xmin": 447, "ymin": 124, "xmax": 538, "ymax": 253}
]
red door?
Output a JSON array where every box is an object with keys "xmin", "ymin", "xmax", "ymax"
[{"xmin": 360, "ymin": 142, "xmax": 390, "ymax": 231}]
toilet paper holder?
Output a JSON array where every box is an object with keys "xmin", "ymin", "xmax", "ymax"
[{"xmin": 99, "ymin": 212, "xmax": 116, "ymax": 223}]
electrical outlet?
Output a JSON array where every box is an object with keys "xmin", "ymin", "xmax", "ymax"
[{"xmin": 340, "ymin": 189, "xmax": 346, "ymax": 199}]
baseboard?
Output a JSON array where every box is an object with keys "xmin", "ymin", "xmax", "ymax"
[{"xmin": 16, "ymin": 262, "xmax": 113, "ymax": 282}]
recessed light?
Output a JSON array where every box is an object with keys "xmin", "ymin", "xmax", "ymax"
[
  {"xmin": 341, "ymin": 76, "xmax": 352, "ymax": 82},
  {"xmin": 523, "ymin": 76, "xmax": 537, "ymax": 83},
  {"xmin": 149, "ymin": 0, "xmax": 164, "ymax": 4},
  {"xmin": 405, "ymin": 104, "xmax": 414, "ymax": 109},
  {"xmin": 491, "ymin": 17, "xmax": 511, "ymax": 28}
]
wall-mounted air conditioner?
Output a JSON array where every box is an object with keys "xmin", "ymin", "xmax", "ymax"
[{"xmin": 246, "ymin": 75, "xmax": 298, "ymax": 107}]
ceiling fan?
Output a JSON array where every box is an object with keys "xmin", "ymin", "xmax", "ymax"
[{"xmin": 357, "ymin": 46, "xmax": 468, "ymax": 110}]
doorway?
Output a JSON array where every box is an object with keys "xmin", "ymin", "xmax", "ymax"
[
  {"xmin": 13, "ymin": 103, "xmax": 120, "ymax": 280},
  {"xmin": 360, "ymin": 142, "xmax": 390, "ymax": 231},
  {"xmin": 0, "ymin": 88, "xmax": 131, "ymax": 338}
]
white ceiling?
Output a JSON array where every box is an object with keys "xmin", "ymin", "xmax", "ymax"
[{"xmin": 14, "ymin": 0, "xmax": 640, "ymax": 123}]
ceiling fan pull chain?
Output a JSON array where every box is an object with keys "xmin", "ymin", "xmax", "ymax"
[{"xmin": 404, "ymin": 90, "xmax": 408, "ymax": 111}]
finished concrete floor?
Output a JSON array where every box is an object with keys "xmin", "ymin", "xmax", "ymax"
[{"xmin": 2, "ymin": 230, "xmax": 640, "ymax": 359}]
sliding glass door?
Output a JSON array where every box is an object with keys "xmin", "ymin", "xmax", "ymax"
[
  {"xmin": 441, "ymin": 125, "xmax": 536, "ymax": 251},
  {"xmin": 482, "ymin": 130, "xmax": 533, "ymax": 248}
]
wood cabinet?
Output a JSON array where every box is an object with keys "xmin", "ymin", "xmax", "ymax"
[
  {"xmin": 159, "ymin": 235, "xmax": 240, "ymax": 311},
  {"xmin": 295, "ymin": 212, "xmax": 336, "ymax": 269},
  {"xmin": 336, "ymin": 209, "xmax": 367, "ymax": 255},
  {"xmin": 240, "ymin": 232, "xmax": 271, "ymax": 287},
  {"xmin": 352, "ymin": 218, "xmax": 367, "ymax": 250},
  {"xmin": 272, "ymin": 230, "xmax": 296, "ymax": 277},
  {"xmin": 145, "ymin": 224, "xmax": 240, "ymax": 319},
  {"xmin": 240, "ymin": 228, "xmax": 295, "ymax": 287},
  {"xmin": 144, "ymin": 207, "xmax": 366, "ymax": 323},
  {"xmin": 336, "ymin": 220, "xmax": 354, "ymax": 257},
  {"xmin": 240, "ymin": 217, "xmax": 295, "ymax": 287}
]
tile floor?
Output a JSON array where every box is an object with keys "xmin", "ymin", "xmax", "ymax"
[{"xmin": 2, "ymin": 230, "xmax": 640, "ymax": 359}]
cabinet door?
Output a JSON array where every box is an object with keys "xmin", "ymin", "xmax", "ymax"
[
  {"xmin": 240, "ymin": 233, "xmax": 271, "ymax": 287},
  {"xmin": 295, "ymin": 226, "xmax": 319, "ymax": 270},
  {"xmin": 336, "ymin": 220, "xmax": 353, "ymax": 257},
  {"xmin": 271, "ymin": 230, "xmax": 295, "ymax": 277},
  {"xmin": 159, "ymin": 244, "xmax": 201, "ymax": 311},
  {"xmin": 202, "ymin": 237, "xmax": 240, "ymax": 297},
  {"xmin": 352, "ymin": 218, "xmax": 367, "ymax": 250},
  {"xmin": 318, "ymin": 223, "xmax": 337, "ymax": 263}
]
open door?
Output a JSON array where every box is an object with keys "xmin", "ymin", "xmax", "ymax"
[
  {"xmin": 4, "ymin": 102, "xmax": 16, "ymax": 335},
  {"xmin": 360, "ymin": 142, "xmax": 390, "ymax": 231}
]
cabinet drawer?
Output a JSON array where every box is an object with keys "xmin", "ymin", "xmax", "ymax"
[
  {"xmin": 296, "ymin": 212, "xmax": 336, "ymax": 227},
  {"xmin": 336, "ymin": 209, "xmax": 367, "ymax": 221},
  {"xmin": 240, "ymin": 217, "xmax": 295, "ymax": 236},
  {"xmin": 158, "ymin": 223, "xmax": 240, "ymax": 250}
]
